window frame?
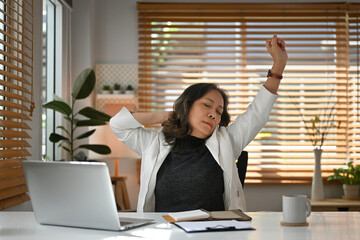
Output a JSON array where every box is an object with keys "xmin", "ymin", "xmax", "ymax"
[{"xmin": 42, "ymin": 0, "xmax": 63, "ymax": 161}]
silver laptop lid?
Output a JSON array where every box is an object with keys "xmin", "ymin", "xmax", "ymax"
[{"xmin": 23, "ymin": 161, "xmax": 121, "ymax": 231}]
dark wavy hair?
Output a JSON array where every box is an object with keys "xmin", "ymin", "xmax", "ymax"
[{"xmin": 162, "ymin": 83, "xmax": 230, "ymax": 152}]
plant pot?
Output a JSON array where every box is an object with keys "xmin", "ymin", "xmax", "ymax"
[
  {"xmin": 343, "ymin": 184, "xmax": 359, "ymax": 198},
  {"xmin": 112, "ymin": 90, "xmax": 121, "ymax": 94},
  {"xmin": 102, "ymin": 90, "xmax": 111, "ymax": 94},
  {"xmin": 125, "ymin": 90, "xmax": 134, "ymax": 95}
]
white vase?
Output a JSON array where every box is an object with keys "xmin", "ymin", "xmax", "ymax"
[{"xmin": 311, "ymin": 148, "xmax": 324, "ymax": 200}]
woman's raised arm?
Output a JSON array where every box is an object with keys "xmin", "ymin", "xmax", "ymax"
[
  {"xmin": 264, "ymin": 34, "xmax": 288, "ymax": 94},
  {"xmin": 132, "ymin": 111, "xmax": 173, "ymax": 126}
]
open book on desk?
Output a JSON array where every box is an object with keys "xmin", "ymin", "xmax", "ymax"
[{"xmin": 163, "ymin": 209, "xmax": 252, "ymax": 223}]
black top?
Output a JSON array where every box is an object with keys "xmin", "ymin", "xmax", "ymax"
[{"xmin": 155, "ymin": 135, "xmax": 225, "ymax": 212}]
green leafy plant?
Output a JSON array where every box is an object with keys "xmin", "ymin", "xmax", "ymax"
[
  {"xmin": 126, "ymin": 84, "xmax": 134, "ymax": 91},
  {"xmin": 43, "ymin": 68, "xmax": 111, "ymax": 161},
  {"xmin": 114, "ymin": 83, "xmax": 121, "ymax": 90},
  {"xmin": 327, "ymin": 161, "xmax": 360, "ymax": 185},
  {"xmin": 103, "ymin": 85, "xmax": 110, "ymax": 91}
]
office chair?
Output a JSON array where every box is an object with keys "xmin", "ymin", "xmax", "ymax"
[{"xmin": 236, "ymin": 151, "xmax": 248, "ymax": 187}]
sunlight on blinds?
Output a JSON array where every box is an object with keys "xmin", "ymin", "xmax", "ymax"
[{"xmin": 138, "ymin": 2, "xmax": 360, "ymax": 184}]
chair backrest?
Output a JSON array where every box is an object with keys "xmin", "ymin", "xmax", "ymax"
[{"xmin": 236, "ymin": 151, "xmax": 248, "ymax": 187}]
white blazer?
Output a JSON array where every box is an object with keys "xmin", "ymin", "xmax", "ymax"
[{"xmin": 110, "ymin": 85, "xmax": 278, "ymax": 212}]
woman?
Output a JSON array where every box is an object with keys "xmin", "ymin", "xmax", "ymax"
[{"xmin": 110, "ymin": 35, "xmax": 287, "ymax": 212}]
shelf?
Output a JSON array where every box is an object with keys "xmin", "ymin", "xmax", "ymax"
[
  {"xmin": 310, "ymin": 198, "xmax": 360, "ymax": 211},
  {"xmin": 95, "ymin": 93, "xmax": 138, "ymax": 112},
  {"xmin": 96, "ymin": 94, "xmax": 136, "ymax": 99}
]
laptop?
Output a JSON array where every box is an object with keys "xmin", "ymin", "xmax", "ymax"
[{"xmin": 22, "ymin": 160, "xmax": 154, "ymax": 231}]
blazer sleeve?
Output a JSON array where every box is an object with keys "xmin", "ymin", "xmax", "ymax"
[
  {"xmin": 109, "ymin": 107, "xmax": 157, "ymax": 156},
  {"xmin": 227, "ymin": 85, "xmax": 278, "ymax": 158}
]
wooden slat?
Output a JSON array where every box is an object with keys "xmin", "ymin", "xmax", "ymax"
[
  {"xmin": 138, "ymin": 61, "xmax": 350, "ymax": 66},
  {"xmin": 138, "ymin": 73, "xmax": 349, "ymax": 79},
  {"xmin": 0, "ymin": 69, "xmax": 31, "ymax": 86},
  {"xmin": 0, "ymin": 140, "xmax": 31, "ymax": 148},
  {"xmin": 137, "ymin": 2, "xmax": 348, "ymax": 11},
  {"xmin": 0, "ymin": 130, "xmax": 31, "ymax": 138},
  {"xmin": 139, "ymin": 18, "xmax": 347, "ymax": 23},
  {"xmin": 0, "ymin": 48, "xmax": 32, "ymax": 69},
  {"xmin": 0, "ymin": 176, "xmax": 26, "ymax": 190},
  {"xmin": 0, "ymin": 39, "xmax": 32, "ymax": 60},
  {"xmin": 0, "ymin": 110, "xmax": 32, "ymax": 120},
  {"xmin": 0, "ymin": 79, "xmax": 32, "ymax": 94},
  {"xmin": 139, "ymin": 11, "xmax": 346, "ymax": 18},
  {"xmin": 139, "ymin": 30, "xmax": 346, "ymax": 36},
  {"xmin": 0, "ymin": 167, "xmax": 25, "ymax": 179},
  {"xmin": 139, "ymin": 43, "xmax": 345, "ymax": 48},
  {"xmin": 140, "ymin": 67, "xmax": 349, "ymax": 72},
  {"xmin": 0, "ymin": 100, "xmax": 30, "ymax": 112},
  {"xmin": 139, "ymin": 23, "xmax": 347, "ymax": 29},
  {"xmin": 139, "ymin": 36, "xmax": 348, "ymax": 42},
  {"xmin": 0, "ymin": 159, "xmax": 23, "ymax": 168},
  {"xmin": 0, "ymin": 149, "xmax": 31, "ymax": 159},
  {"xmin": 0, "ymin": 18, "xmax": 32, "ymax": 43},
  {"xmin": 0, "ymin": 193, "xmax": 30, "ymax": 210},
  {"xmin": 0, "ymin": 89, "xmax": 31, "ymax": 103},
  {"xmin": 0, "ymin": 120, "xmax": 31, "ymax": 130},
  {"xmin": 0, "ymin": 60, "xmax": 32, "ymax": 77},
  {"xmin": 0, "ymin": 185, "xmax": 28, "ymax": 201}
]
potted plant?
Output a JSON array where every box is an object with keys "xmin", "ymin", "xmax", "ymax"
[
  {"xmin": 102, "ymin": 85, "xmax": 111, "ymax": 94},
  {"xmin": 113, "ymin": 83, "xmax": 121, "ymax": 94},
  {"xmin": 125, "ymin": 84, "xmax": 134, "ymax": 94},
  {"xmin": 43, "ymin": 68, "xmax": 111, "ymax": 161},
  {"xmin": 327, "ymin": 161, "xmax": 360, "ymax": 199}
]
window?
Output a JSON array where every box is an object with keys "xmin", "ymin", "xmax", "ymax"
[
  {"xmin": 138, "ymin": 2, "xmax": 360, "ymax": 184},
  {"xmin": 42, "ymin": 0, "xmax": 63, "ymax": 161},
  {"xmin": 0, "ymin": 0, "xmax": 34, "ymax": 209}
]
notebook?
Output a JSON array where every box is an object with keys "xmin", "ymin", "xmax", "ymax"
[
  {"xmin": 22, "ymin": 160, "xmax": 154, "ymax": 231},
  {"xmin": 163, "ymin": 209, "xmax": 252, "ymax": 223}
]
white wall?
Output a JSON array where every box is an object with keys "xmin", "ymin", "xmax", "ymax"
[{"xmin": 70, "ymin": 0, "xmax": 345, "ymax": 211}]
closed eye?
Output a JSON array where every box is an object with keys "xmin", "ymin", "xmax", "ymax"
[{"xmin": 204, "ymin": 103, "xmax": 211, "ymax": 108}]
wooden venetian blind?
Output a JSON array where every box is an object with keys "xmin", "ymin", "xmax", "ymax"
[
  {"xmin": 349, "ymin": 5, "xmax": 360, "ymax": 174},
  {"xmin": 0, "ymin": 0, "xmax": 33, "ymax": 209},
  {"xmin": 138, "ymin": 2, "xmax": 360, "ymax": 184}
]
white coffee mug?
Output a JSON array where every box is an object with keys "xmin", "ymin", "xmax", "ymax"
[{"xmin": 282, "ymin": 194, "xmax": 311, "ymax": 224}]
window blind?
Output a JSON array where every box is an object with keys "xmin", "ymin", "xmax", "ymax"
[
  {"xmin": 349, "ymin": 4, "xmax": 360, "ymax": 175},
  {"xmin": 138, "ymin": 2, "xmax": 360, "ymax": 184},
  {"xmin": 0, "ymin": 0, "xmax": 33, "ymax": 210}
]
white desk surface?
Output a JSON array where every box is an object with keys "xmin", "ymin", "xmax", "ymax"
[{"xmin": 0, "ymin": 211, "xmax": 359, "ymax": 240}]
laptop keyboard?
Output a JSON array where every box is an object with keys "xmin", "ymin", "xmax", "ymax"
[{"xmin": 119, "ymin": 220, "xmax": 132, "ymax": 226}]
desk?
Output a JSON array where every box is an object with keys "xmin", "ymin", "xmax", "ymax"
[
  {"xmin": 311, "ymin": 198, "xmax": 360, "ymax": 211},
  {"xmin": 0, "ymin": 211, "xmax": 359, "ymax": 239}
]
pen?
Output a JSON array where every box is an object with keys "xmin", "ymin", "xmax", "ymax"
[{"xmin": 206, "ymin": 225, "xmax": 236, "ymax": 230}]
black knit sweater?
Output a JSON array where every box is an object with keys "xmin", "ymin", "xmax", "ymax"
[{"xmin": 155, "ymin": 135, "xmax": 225, "ymax": 212}]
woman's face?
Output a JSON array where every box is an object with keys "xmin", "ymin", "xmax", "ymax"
[{"xmin": 188, "ymin": 89, "xmax": 224, "ymax": 139}]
